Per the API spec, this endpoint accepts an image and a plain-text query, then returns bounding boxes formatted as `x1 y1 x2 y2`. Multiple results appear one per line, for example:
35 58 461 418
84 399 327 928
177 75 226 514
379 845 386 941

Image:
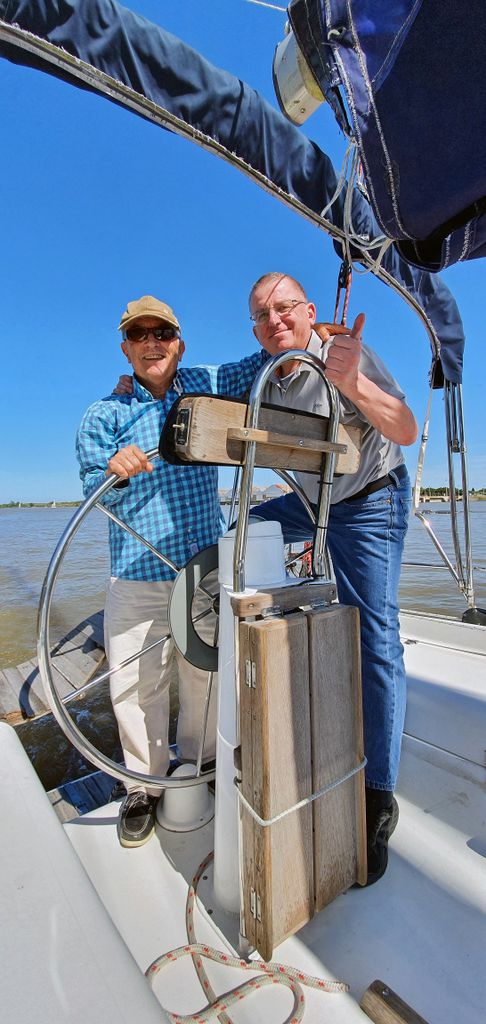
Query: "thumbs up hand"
324 313 365 399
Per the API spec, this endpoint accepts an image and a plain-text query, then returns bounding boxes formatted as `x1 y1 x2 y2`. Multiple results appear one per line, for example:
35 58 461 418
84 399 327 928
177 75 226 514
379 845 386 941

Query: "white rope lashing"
236 756 367 827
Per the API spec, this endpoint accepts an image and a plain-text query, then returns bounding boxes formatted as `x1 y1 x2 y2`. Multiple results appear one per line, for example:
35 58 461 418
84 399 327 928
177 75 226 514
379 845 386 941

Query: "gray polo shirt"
261 330 405 504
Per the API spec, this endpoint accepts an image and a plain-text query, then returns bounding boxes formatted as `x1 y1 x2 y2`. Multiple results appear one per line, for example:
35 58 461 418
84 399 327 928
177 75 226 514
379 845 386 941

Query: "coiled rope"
145 851 348 1023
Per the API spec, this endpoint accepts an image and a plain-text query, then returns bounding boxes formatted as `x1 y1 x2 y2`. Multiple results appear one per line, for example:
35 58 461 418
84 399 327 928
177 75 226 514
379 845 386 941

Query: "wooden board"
230 580 336 617
0 610 106 725
79 609 105 647
239 614 314 960
3 660 50 718
173 396 362 474
50 644 105 689
307 605 367 903
227 425 347 456
361 980 431 1024
238 602 366 960
0 668 23 719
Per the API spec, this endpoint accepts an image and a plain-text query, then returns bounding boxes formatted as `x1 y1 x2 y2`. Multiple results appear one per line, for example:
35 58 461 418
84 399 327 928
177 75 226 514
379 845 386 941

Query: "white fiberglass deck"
61 734 486 1024
1 612 485 1024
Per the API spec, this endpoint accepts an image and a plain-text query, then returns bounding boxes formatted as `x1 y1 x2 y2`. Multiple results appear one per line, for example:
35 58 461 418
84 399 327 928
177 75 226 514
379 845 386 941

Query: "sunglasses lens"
156 327 178 341
125 326 179 342
126 326 146 342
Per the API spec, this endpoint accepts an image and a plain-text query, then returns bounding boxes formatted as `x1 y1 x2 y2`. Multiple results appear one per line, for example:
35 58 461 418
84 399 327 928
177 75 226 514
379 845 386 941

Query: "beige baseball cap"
118 295 180 331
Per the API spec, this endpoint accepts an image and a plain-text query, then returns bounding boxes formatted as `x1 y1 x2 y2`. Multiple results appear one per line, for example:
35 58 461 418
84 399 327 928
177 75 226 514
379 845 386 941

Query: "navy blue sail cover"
0 0 464 382
288 0 486 272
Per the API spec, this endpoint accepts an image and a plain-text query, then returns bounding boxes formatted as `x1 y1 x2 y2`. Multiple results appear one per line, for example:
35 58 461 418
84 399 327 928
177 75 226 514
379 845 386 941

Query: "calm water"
2 503 485 668
1 503 485 788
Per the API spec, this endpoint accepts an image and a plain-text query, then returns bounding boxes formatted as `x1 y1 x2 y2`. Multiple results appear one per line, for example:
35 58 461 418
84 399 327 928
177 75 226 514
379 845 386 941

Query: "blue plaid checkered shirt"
76 352 267 580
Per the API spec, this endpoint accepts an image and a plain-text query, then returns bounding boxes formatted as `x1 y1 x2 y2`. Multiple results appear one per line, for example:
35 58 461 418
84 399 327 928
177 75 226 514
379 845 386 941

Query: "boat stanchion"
213 520 288 913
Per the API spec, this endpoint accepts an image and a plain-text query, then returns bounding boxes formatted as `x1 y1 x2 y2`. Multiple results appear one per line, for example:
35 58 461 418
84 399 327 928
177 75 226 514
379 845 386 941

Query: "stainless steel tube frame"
444 380 475 607
232 351 340 591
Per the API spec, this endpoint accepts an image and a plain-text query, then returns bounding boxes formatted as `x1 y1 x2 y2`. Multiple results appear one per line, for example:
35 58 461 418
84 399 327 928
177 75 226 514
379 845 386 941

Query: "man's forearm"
346 373 418 446
323 328 416 444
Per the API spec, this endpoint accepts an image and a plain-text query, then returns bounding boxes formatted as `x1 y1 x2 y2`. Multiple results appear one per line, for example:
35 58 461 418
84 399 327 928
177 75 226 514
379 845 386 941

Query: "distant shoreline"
0 502 82 509
2 493 486 509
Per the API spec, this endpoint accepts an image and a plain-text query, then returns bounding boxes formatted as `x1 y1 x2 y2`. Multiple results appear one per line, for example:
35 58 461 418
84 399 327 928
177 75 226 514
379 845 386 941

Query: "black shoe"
109 780 126 802
117 791 157 848
363 789 399 886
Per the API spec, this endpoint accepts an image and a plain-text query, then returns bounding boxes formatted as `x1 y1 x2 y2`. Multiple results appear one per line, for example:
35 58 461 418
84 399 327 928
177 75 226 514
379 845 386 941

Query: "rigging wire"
244 0 287 11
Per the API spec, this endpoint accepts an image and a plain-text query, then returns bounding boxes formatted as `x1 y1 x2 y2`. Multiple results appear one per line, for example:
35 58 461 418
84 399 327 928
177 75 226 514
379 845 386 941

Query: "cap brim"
118 313 180 331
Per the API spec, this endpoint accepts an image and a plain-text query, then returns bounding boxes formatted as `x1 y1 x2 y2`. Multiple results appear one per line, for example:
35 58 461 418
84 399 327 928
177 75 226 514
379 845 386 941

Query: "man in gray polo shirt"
251 272 418 886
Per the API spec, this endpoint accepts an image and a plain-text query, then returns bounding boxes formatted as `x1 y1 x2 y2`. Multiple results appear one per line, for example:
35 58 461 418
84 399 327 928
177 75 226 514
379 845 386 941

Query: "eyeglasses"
124 325 181 343
250 299 306 325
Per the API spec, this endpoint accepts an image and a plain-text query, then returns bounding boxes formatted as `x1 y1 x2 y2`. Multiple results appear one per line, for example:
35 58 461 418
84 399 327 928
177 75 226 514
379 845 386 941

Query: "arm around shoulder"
215 349 268 397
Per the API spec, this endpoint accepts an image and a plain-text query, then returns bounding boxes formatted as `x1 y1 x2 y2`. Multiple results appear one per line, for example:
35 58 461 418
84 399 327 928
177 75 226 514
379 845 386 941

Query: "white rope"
145 852 348 1024
342 147 393 272
361 235 394 275
235 756 367 827
315 136 395 280
319 138 355 219
315 141 394 280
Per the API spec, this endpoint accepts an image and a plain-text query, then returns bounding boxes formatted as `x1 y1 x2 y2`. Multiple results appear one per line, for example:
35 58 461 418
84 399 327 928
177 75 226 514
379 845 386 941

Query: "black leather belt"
308 465 407 509
345 472 394 503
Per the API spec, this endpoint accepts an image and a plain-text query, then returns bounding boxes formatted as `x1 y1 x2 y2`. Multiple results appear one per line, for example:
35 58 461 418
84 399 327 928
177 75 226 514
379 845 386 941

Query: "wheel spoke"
95 501 180 573
61 631 171 705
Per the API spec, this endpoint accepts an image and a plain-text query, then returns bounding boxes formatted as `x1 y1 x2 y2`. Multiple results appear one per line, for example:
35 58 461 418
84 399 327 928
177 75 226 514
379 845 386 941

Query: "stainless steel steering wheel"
37 450 217 790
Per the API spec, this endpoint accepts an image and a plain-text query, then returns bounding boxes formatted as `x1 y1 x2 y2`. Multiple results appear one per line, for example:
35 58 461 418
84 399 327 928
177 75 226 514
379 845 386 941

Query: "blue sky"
1 0 484 502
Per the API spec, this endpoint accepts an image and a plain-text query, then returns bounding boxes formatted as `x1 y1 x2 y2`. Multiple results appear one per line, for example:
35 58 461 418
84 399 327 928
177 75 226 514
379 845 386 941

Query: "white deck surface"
2 613 485 1024
402 610 486 764
62 734 486 1024
0 721 168 1024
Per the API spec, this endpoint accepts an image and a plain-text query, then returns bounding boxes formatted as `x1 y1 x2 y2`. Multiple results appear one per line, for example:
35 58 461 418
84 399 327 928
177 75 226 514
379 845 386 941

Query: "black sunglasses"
124 325 180 343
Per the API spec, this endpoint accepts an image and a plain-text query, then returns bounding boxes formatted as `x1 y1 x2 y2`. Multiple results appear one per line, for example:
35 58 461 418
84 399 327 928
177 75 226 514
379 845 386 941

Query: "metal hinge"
250 888 262 921
172 407 191 447
260 604 283 618
245 659 256 688
309 599 329 611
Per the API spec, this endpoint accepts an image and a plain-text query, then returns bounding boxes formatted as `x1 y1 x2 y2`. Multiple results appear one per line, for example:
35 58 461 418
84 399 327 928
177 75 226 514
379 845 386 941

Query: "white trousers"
104 577 218 795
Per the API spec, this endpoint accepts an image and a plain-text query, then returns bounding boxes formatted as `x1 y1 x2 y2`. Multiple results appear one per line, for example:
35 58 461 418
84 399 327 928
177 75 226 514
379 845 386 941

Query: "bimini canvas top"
0 0 466 383
287 0 486 272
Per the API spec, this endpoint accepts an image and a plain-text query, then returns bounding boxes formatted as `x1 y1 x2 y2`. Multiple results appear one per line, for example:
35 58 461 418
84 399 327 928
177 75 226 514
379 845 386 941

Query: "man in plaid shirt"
77 295 265 848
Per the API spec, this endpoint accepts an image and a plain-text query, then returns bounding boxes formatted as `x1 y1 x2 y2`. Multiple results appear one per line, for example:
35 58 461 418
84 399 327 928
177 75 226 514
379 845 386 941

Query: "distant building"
261 483 292 500
218 489 234 504
218 482 291 503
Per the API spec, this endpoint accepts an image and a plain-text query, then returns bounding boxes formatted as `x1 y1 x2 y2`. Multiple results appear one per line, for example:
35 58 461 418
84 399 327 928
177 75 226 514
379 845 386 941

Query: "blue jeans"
255 464 412 791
